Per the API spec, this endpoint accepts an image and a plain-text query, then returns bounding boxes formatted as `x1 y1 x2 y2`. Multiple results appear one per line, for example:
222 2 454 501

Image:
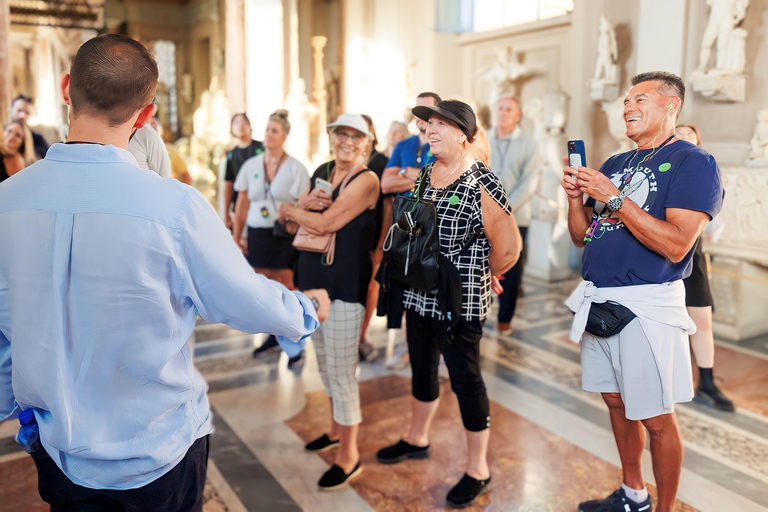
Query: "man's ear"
60 74 71 105
133 104 156 130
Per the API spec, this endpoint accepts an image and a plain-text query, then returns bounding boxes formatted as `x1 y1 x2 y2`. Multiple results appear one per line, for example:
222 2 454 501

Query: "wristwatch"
398 167 407 177
309 296 320 310
606 192 625 212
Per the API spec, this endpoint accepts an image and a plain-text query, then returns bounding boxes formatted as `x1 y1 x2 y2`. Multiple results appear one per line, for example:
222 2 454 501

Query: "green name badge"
449 195 460 206
659 162 671 172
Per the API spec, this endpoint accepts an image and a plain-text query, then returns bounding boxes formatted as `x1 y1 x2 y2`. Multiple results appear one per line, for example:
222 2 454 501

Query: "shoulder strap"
414 163 432 201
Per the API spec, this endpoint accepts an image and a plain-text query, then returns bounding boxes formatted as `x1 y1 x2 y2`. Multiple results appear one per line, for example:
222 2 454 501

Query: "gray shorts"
581 318 693 420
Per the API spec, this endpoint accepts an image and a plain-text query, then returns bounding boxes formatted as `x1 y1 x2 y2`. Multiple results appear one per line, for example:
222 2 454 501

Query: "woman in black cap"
376 100 522 507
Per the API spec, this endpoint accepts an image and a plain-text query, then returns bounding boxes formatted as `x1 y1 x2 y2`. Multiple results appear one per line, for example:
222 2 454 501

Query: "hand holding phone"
314 177 333 196
567 140 586 183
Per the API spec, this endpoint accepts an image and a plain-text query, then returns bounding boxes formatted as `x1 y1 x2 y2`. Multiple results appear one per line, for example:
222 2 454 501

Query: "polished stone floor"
2 276 768 511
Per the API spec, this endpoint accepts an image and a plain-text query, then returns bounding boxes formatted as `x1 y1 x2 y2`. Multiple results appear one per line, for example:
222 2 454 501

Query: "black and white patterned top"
403 161 511 321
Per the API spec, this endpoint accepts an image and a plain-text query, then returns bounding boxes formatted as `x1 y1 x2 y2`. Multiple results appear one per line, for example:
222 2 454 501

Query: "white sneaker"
385 343 410 370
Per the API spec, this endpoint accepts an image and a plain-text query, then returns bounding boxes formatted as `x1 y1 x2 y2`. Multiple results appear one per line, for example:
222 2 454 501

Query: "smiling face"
415 95 438 134
426 113 465 160
623 80 676 147
264 120 287 151
4 122 24 154
331 127 367 165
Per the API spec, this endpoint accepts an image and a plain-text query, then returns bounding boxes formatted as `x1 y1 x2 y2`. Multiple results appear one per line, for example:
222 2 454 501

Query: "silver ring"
319 202 323 207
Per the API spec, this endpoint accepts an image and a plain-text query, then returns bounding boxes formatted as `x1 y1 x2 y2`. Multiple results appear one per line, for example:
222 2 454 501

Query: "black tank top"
296 166 376 306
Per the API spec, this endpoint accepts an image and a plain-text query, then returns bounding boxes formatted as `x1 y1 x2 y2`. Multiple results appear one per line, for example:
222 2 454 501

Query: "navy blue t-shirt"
582 141 724 287
388 135 436 198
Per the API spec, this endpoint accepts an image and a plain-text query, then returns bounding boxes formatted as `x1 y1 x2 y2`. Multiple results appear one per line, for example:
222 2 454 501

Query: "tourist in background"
10 95 48 160
148 116 192 185
384 120 409 158
279 113 380 491
359 114 390 361
233 110 309 365
675 124 734 412
0 121 28 183
488 95 542 335
128 116 172 178
224 113 265 229
376 100 521 508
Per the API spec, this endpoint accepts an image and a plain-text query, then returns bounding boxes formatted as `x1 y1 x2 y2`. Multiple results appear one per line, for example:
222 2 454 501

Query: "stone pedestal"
525 219 573 282
707 165 768 340
710 256 768 340
589 80 618 102
690 71 746 103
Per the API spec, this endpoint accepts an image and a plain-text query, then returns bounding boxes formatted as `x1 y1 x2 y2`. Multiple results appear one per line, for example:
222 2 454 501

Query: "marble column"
310 36 329 160
225 0 247 114
0 1 12 124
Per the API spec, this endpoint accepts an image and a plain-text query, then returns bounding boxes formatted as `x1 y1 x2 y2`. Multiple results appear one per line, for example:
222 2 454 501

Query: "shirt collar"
494 125 522 141
44 143 140 167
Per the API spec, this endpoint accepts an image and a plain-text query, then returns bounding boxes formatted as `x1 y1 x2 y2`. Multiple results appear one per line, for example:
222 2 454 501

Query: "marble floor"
2 276 768 511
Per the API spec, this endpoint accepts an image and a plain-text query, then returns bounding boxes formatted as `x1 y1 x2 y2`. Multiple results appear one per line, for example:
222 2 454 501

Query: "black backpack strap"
414 162 432 201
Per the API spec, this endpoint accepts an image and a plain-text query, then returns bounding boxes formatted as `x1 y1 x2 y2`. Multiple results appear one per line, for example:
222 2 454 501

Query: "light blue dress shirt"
0 144 318 490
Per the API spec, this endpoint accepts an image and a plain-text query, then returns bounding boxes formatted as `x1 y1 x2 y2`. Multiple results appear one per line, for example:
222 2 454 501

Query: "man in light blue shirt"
0 34 329 510
487 96 542 334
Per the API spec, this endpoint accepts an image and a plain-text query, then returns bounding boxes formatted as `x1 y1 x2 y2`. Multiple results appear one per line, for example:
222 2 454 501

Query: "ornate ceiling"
9 0 105 30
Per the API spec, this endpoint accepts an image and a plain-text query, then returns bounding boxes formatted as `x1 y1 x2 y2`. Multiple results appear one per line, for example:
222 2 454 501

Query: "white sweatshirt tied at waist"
565 280 697 409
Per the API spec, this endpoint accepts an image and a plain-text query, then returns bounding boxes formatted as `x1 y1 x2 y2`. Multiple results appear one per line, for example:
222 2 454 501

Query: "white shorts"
581 318 694 420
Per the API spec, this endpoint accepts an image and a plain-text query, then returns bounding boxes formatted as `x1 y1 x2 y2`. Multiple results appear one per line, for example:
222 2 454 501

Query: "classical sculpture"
697 0 750 74
474 46 542 117
589 16 619 101
593 16 618 83
284 78 318 166
691 0 750 102
746 108 768 164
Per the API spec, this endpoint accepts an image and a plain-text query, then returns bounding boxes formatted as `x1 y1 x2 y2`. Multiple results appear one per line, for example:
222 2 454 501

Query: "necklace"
432 156 464 189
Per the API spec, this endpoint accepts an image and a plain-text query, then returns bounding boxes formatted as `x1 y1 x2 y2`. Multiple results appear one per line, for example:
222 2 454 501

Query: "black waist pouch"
585 301 637 338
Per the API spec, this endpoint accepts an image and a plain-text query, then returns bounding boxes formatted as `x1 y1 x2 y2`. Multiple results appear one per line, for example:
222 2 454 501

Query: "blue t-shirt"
582 141 724 288
388 135 436 197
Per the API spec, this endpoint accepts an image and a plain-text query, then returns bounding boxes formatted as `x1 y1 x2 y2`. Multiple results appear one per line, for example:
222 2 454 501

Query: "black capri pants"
405 309 490 432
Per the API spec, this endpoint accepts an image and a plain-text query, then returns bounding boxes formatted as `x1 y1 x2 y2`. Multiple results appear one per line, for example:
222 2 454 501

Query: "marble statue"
474 47 542 116
696 0 750 74
746 108 768 164
284 77 318 168
589 16 619 101
593 16 618 83
691 0 750 102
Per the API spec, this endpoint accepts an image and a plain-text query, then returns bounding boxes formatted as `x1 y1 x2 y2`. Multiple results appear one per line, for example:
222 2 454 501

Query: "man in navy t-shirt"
562 72 723 512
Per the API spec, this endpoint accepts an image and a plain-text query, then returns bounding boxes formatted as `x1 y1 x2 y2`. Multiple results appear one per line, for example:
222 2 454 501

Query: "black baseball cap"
412 100 476 140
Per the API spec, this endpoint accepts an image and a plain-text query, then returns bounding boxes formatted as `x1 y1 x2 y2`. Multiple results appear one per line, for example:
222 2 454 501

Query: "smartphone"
315 177 333 196
567 140 586 182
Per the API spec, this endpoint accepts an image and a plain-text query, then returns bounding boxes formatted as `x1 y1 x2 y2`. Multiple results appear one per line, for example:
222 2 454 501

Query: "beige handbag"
292 166 360 265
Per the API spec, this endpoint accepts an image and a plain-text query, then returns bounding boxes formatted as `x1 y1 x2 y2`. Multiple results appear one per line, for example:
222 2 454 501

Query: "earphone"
668 103 674 111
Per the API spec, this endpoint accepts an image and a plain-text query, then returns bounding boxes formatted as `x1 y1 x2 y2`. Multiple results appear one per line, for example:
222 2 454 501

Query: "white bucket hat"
326 113 373 138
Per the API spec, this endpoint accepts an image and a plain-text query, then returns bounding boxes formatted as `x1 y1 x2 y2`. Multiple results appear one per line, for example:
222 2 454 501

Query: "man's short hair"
12 95 33 106
631 71 685 113
417 92 442 104
69 34 159 127
497 95 520 108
